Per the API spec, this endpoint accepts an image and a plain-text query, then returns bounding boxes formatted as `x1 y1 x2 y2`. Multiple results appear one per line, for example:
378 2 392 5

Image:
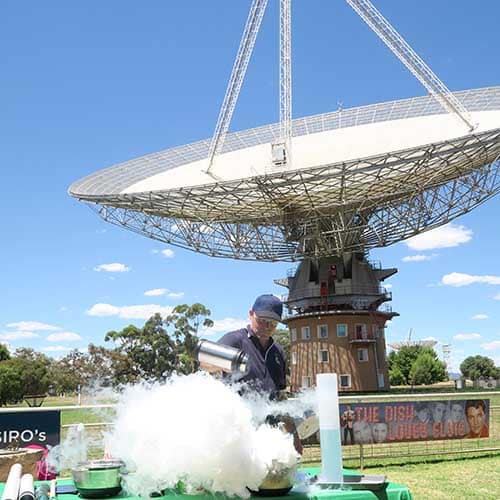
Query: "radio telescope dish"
70 87 500 261
69 0 500 262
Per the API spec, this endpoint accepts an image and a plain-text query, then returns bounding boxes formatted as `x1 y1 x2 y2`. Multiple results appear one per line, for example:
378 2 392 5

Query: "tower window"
317 324 328 339
292 351 297 365
318 349 329 363
355 324 367 339
357 348 369 362
337 324 347 337
339 374 351 388
301 326 311 340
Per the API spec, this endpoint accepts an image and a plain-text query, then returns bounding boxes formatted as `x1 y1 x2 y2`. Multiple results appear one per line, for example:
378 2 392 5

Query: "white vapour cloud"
161 249 175 258
441 272 500 287
46 332 83 342
401 254 434 262
481 340 500 351
7 321 61 331
453 333 481 341
405 223 472 250
144 288 167 297
87 303 173 319
94 263 130 273
105 373 299 499
200 318 248 337
472 314 489 320
0 331 39 340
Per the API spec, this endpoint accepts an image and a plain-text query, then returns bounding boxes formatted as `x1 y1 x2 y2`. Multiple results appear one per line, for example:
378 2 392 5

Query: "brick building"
276 252 398 392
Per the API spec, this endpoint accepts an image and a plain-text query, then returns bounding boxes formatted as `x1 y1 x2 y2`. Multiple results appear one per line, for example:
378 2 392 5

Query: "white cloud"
453 333 481 341
481 340 500 351
0 331 39 340
168 292 185 299
422 336 439 342
144 288 167 297
46 332 83 342
43 345 72 352
161 249 175 258
200 318 248 337
441 272 500 287
402 254 434 262
471 314 489 320
94 263 130 273
494 293 500 301
86 303 173 320
7 321 61 332
405 223 472 250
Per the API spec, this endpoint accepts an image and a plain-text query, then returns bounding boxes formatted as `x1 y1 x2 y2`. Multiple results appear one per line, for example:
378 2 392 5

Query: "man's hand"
199 361 224 374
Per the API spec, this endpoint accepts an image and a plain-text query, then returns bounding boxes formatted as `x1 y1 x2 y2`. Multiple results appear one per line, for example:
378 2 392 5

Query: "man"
218 294 303 454
430 401 447 423
353 421 372 444
372 422 388 443
465 400 489 438
341 405 355 445
218 294 286 398
448 402 464 423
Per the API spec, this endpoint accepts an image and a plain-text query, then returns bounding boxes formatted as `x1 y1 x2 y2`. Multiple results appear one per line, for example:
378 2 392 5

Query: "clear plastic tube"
316 373 343 486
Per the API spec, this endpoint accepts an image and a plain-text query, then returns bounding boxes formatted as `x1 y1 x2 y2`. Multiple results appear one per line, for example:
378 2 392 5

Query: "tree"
0 354 51 404
165 303 213 374
409 351 447 386
460 355 499 380
51 349 91 394
105 304 213 382
0 344 10 361
272 329 291 376
388 345 446 386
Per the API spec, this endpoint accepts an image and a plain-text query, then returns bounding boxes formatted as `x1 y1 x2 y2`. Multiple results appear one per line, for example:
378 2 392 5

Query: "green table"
1 468 412 500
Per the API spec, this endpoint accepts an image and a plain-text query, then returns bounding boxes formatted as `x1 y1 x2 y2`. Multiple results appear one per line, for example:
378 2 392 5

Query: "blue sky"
1 1 499 372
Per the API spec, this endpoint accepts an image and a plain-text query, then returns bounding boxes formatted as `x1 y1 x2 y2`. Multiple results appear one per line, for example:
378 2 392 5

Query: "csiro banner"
0 411 60 449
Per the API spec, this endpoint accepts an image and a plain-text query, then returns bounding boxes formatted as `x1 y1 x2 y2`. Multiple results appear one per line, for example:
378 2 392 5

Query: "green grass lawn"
367 455 500 500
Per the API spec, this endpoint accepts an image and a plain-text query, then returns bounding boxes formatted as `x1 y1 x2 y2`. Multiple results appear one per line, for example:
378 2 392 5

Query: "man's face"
466 406 485 435
432 403 446 422
372 423 388 443
249 310 278 338
416 407 430 423
353 422 372 444
450 404 463 422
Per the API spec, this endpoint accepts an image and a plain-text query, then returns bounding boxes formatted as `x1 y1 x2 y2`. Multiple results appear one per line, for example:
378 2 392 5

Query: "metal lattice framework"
70 88 500 261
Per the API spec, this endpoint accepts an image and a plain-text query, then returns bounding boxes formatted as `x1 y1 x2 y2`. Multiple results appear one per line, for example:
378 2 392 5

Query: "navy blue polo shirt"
218 326 286 396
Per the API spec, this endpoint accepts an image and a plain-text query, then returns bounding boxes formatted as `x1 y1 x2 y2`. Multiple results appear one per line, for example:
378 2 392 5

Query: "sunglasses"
254 316 278 327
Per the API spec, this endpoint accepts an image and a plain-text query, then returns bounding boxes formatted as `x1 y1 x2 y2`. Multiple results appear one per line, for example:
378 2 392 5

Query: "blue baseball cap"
252 294 283 322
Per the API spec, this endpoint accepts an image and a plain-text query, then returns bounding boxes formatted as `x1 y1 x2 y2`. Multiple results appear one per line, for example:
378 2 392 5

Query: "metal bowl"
250 465 297 497
72 460 125 498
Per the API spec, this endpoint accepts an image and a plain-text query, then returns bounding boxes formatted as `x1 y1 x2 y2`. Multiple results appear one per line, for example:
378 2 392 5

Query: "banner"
0 410 61 449
298 399 490 445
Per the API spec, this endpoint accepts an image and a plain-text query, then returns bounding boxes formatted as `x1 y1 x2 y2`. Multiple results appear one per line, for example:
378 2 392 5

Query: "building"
276 252 398 392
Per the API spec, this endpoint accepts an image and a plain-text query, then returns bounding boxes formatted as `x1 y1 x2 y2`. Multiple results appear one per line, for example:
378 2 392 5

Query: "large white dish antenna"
70 87 500 261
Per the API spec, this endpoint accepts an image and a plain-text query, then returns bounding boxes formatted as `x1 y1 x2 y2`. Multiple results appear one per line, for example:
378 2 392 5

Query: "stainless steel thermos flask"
196 339 249 375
